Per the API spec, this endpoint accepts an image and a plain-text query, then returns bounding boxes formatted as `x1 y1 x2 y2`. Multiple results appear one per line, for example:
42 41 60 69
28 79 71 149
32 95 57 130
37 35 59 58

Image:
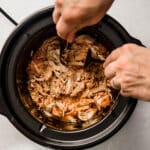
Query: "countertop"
0 0 150 150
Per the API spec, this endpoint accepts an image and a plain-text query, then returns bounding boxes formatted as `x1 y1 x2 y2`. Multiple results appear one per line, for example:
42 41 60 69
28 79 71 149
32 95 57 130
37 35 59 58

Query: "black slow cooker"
0 7 142 150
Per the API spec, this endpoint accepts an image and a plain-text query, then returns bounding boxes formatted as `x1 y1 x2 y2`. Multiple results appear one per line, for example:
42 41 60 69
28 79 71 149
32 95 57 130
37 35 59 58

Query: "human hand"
53 0 113 42
103 44 150 101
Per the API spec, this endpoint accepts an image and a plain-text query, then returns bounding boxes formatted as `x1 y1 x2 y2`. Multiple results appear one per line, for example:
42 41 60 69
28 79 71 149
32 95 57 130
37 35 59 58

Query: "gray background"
0 0 150 150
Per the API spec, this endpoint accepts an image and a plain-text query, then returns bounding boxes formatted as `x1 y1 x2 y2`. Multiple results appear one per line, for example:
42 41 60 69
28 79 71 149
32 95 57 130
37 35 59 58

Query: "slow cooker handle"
0 93 10 117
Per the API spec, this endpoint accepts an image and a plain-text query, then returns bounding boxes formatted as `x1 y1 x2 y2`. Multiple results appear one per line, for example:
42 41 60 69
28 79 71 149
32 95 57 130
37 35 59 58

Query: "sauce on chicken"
27 35 115 130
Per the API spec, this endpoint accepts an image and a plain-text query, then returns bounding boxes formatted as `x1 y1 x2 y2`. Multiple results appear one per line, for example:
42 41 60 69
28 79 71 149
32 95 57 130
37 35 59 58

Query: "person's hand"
53 0 113 42
103 44 150 101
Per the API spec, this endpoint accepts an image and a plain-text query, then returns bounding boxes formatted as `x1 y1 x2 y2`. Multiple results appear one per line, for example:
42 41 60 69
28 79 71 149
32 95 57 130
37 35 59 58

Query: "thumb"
56 17 81 42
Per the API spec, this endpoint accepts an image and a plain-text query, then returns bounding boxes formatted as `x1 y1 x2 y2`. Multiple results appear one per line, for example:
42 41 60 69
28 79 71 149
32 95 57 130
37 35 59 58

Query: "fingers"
104 61 117 79
104 58 121 90
53 7 80 42
56 17 77 42
111 76 121 90
104 44 150 100
56 17 69 40
53 8 61 24
53 0 73 41
53 0 63 23
104 49 121 90
103 48 121 68
56 16 84 42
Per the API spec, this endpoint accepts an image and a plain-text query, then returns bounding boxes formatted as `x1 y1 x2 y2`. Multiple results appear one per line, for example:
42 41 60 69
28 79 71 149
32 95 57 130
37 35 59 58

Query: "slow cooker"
0 7 142 149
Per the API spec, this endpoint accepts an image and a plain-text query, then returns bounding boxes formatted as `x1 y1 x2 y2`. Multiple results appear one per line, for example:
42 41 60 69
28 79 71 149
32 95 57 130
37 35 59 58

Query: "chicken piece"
62 115 77 123
52 105 63 118
70 82 85 97
65 78 73 95
43 110 53 117
63 124 78 131
96 95 111 109
78 108 97 121
90 45 106 61
86 85 106 98
100 95 111 108
33 67 53 81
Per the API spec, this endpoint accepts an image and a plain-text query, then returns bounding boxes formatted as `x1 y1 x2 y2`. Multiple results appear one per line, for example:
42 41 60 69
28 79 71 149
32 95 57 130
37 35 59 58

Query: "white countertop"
0 0 150 150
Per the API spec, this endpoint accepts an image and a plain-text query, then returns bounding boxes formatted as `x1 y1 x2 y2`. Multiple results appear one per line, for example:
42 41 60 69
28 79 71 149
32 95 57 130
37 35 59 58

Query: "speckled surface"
0 0 150 150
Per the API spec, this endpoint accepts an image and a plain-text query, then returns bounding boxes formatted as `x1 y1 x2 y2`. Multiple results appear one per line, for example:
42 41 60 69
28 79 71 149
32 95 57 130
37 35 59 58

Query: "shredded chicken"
27 35 115 131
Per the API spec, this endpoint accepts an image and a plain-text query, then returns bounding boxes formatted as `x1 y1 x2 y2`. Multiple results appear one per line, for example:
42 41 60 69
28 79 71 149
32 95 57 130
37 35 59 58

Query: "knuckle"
62 12 79 23
122 43 137 52
120 76 131 85
115 61 126 70
110 48 121 58
121 79 128 85
111 48 119 55
62 14 72 23
120 89 129 97
55 0 63 6
120 83 134 98
52 9 60 24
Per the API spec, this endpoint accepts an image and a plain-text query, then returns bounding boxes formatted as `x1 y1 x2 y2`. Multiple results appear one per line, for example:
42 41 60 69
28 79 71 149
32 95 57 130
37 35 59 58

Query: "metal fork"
84 48 105 67
59 39 69 65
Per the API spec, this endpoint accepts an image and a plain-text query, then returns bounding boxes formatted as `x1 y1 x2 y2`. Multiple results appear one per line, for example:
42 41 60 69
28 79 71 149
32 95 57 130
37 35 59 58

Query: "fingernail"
67 33 75 43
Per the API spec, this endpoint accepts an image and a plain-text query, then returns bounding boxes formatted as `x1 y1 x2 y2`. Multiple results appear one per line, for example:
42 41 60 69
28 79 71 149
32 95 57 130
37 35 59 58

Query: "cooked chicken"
27 35 115 131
